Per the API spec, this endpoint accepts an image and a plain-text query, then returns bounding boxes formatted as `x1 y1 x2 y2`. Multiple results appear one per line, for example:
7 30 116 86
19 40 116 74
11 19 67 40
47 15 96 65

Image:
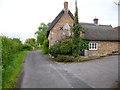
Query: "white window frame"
89 42 98 50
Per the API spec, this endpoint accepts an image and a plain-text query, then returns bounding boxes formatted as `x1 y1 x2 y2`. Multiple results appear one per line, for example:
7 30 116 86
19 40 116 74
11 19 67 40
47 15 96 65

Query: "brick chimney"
93 18 99 24
64 1 68 9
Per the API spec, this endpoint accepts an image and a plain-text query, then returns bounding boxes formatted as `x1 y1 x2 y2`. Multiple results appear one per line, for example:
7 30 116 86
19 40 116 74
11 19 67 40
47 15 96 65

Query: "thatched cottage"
47 2 119 56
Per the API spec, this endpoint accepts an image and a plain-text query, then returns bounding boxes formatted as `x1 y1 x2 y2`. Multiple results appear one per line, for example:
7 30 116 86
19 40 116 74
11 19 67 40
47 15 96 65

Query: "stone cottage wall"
48 12 74 47
88 41 119 56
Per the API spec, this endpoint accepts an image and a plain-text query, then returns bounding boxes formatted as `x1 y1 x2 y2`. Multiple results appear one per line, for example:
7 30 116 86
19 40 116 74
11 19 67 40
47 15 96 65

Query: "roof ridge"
80 22 112 27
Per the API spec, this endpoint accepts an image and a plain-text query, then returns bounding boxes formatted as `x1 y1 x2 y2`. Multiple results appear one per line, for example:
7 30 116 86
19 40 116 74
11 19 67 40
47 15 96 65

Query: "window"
89 42 98 50
55 40 60 43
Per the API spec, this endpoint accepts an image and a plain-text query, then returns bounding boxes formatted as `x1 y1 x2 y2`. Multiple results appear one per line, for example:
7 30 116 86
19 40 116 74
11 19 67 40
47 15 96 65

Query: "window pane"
89 43 91 49
95 44 96 49
92 43 94 49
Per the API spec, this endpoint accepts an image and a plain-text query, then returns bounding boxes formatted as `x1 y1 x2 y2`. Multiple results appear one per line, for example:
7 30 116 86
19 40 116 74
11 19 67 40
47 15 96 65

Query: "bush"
2 50 29 88
59 39 73 55
49 43 61 57
49 39 73 57
1 36 22 68
49 38 89 59
21 44 33 51
56 55 74 62
42 39 49 54
1 36 32 88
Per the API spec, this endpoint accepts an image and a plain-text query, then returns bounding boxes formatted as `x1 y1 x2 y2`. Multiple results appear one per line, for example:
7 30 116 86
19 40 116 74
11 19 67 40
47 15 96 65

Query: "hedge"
49 39 73 57
1 36 22 68
56 55 74 62
42 39 49 54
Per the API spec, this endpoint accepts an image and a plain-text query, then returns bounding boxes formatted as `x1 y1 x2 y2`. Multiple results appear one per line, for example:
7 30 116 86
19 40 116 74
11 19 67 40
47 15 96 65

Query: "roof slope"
81 23 119 41
46 9 119 41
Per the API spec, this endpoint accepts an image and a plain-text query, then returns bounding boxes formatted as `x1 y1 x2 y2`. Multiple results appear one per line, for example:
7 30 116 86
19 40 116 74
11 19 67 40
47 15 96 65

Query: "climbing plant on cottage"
72 3 83 57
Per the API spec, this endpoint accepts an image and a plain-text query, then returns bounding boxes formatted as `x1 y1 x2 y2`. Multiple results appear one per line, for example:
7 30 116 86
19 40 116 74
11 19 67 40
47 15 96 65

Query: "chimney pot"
64 1 68 9
93 18 98 24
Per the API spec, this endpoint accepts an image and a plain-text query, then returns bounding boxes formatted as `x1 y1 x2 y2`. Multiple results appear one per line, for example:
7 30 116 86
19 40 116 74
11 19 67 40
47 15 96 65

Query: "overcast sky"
0 0 118 42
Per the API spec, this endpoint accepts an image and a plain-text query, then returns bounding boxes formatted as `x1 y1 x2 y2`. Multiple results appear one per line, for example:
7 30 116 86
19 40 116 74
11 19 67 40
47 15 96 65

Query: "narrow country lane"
20 50 91 88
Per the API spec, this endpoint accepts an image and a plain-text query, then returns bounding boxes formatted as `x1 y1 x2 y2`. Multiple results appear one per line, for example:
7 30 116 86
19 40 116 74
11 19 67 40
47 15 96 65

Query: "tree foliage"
21 44 33 51
35 23 50 45
42 39 49 54
1 36 22 68
12 38 22 44
25 38 36 48
49 39 73 57
72 4 83 57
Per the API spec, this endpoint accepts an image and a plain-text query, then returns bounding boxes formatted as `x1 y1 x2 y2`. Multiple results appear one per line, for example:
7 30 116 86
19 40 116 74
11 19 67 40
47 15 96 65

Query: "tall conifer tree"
72 0 83 56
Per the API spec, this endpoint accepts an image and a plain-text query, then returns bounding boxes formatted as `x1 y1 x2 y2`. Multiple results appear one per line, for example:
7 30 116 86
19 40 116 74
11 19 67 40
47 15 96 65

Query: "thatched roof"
80 23 119 41
47 9 119 41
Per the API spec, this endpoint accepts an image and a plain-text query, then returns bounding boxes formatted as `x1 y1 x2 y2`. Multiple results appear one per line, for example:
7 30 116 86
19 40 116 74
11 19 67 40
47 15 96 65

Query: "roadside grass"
0 66 2 90
2 50 29 88
49 56 105 64
36 45 43 50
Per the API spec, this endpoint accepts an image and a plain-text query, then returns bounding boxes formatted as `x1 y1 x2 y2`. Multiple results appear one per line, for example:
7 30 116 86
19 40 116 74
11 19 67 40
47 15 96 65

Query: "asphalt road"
60 55 118 88
19 50 118 88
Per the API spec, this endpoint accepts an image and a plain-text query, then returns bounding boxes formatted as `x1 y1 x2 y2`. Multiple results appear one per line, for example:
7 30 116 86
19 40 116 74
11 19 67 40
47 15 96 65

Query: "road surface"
19 50 118 88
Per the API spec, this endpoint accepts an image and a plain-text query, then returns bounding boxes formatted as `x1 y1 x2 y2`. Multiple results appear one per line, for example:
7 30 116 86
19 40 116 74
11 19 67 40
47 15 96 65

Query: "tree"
35 23 50 45
25 38 36 47
12 38 22 44
72 0 83 57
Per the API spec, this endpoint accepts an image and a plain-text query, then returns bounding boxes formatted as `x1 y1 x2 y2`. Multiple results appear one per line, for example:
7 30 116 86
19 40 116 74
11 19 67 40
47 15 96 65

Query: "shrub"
56 55 74 62
59 39 73 55
1 36 22 68
1 36 32 88
49 43 61 57
49 38 89 58
25 38 37 50
2 50 29 88
49 39 73 57
80 39 89 50
42 39 49 54
21 44 33 51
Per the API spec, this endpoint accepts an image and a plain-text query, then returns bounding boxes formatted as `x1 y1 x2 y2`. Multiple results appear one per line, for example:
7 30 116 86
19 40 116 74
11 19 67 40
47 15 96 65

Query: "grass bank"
50 56 104 64
2 50 29 88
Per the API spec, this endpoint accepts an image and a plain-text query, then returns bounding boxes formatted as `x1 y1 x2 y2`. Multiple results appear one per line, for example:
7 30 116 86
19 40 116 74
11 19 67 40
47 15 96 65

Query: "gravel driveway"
19 50 118 88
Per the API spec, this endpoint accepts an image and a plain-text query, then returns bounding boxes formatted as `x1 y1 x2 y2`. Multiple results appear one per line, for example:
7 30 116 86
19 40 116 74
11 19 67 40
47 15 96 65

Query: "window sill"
89 49 98 51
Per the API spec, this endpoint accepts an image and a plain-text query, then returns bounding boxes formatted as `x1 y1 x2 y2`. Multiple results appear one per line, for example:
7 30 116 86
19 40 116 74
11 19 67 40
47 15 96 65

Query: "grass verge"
50 56 104 64
2 50 29 88
0 66 2 90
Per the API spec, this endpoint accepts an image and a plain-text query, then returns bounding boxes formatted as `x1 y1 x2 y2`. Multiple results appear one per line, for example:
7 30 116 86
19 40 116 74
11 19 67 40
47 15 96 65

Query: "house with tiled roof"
47 1 119 56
